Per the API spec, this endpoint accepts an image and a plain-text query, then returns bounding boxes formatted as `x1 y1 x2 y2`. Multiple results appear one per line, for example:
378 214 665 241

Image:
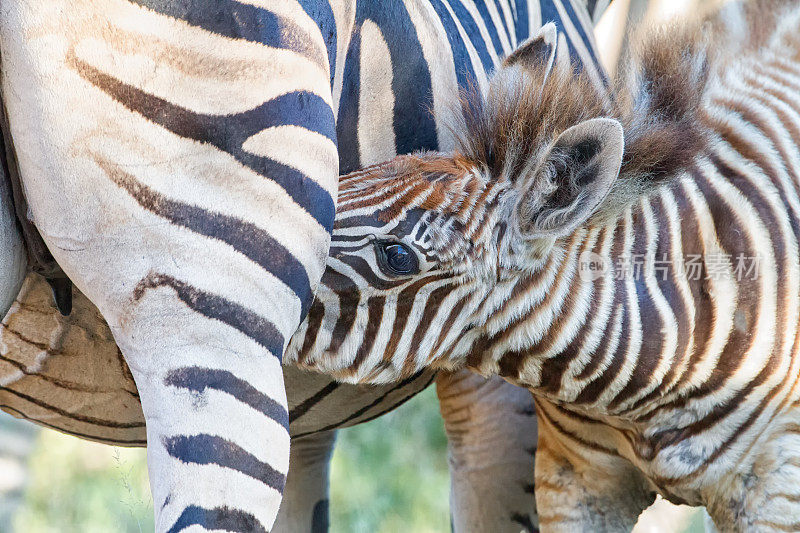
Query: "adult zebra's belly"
0 274 435 445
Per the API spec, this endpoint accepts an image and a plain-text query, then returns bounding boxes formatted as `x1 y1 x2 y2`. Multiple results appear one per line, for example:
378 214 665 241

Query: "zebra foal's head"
285 22 710 383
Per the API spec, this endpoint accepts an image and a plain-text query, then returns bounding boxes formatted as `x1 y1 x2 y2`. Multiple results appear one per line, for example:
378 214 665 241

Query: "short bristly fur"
454 17 712 226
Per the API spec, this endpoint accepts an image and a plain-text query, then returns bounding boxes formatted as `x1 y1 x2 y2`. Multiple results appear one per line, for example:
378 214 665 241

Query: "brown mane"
452 14 717 224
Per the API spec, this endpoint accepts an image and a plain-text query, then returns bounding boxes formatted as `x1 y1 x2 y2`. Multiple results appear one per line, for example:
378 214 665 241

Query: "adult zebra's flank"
287 1 800 531
0 1 608 531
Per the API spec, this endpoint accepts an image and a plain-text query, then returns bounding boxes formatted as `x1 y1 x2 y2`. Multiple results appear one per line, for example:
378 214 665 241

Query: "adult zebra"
0 1 608 531
286 1 800 530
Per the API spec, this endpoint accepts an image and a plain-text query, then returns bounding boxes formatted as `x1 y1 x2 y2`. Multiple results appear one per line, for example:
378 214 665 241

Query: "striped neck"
462 182 707 420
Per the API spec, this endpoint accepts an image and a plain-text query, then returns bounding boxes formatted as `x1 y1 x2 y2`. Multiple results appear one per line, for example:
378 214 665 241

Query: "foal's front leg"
705 420 800 532
534 399 653 532
437 371 539 532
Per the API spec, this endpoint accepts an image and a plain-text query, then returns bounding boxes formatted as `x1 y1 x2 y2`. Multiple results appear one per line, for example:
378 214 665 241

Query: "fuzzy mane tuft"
452 14 716 224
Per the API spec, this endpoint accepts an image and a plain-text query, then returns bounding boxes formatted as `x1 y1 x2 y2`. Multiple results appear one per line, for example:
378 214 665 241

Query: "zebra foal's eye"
375 241 419 276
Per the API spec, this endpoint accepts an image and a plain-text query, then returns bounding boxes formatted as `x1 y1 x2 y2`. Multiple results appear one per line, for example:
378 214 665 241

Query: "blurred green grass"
11 428 153 533
329 387 450 533
9 386 450 533
6 385 706 532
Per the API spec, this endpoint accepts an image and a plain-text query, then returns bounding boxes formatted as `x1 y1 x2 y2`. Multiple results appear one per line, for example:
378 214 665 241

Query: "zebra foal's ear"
517 118 624 239
502 22 557 77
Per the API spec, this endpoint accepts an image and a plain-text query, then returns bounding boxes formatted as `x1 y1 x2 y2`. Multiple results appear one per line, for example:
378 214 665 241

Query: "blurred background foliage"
4 387 452 533
11 428 153 533
328 387 450 533
2 384 706 532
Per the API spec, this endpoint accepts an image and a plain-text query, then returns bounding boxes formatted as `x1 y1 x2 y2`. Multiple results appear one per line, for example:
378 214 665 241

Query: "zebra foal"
286 1 800 530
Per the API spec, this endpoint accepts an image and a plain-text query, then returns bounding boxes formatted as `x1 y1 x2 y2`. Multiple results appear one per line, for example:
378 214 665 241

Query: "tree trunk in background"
0 414 38 531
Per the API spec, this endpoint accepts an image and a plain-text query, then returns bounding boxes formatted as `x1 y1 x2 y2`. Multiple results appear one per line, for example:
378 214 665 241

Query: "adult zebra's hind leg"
273 430 336 533
436 371 539 533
